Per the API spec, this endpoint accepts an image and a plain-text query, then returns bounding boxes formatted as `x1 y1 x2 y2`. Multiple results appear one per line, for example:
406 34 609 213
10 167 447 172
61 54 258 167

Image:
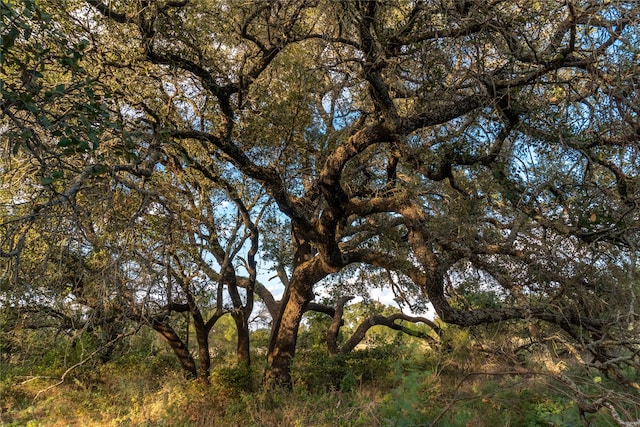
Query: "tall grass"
0 327 628 426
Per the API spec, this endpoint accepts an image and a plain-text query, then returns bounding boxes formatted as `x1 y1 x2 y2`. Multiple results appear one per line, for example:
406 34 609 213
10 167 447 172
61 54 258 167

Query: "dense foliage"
2 0 640 424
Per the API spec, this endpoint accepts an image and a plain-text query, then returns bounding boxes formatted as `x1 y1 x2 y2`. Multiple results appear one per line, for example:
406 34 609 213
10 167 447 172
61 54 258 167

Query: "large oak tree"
2 0 639 396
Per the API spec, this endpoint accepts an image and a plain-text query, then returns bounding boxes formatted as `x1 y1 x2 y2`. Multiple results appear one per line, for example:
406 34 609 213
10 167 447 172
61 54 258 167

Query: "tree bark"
267 225 329 387
266 276 314 388
193 321 211 380
326 296 354 355
151 320 197 378
340 313 441 353
232 312 251 366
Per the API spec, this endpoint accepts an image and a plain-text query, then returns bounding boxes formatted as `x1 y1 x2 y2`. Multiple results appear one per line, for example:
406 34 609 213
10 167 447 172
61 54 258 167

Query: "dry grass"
0 336 632 427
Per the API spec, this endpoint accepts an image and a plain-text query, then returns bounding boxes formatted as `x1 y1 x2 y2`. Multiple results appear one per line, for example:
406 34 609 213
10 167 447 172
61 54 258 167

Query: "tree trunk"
326 296 354 355
267 226 330 388
232 312 251 366
267 277 314 388
194 322 211 380
151 320 197 378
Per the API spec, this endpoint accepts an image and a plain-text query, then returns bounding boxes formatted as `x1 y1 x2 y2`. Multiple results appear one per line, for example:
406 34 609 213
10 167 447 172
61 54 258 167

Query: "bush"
294 344 402 392
211 364 256 393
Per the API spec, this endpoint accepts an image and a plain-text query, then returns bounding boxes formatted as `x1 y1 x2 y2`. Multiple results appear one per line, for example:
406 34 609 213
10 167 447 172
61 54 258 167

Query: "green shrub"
294 350 350 391
294 344 402 392
212 364 256 393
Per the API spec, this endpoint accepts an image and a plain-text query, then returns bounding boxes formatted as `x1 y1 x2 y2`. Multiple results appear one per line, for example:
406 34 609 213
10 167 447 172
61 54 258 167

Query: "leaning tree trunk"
227 270 254 367
151 320 198 378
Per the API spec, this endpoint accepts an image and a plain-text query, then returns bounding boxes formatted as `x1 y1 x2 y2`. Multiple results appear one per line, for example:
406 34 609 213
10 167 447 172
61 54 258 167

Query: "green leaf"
58 137 72 147
77 141 90 152
26 102 39 114
1 27 19 50
38 114 51 127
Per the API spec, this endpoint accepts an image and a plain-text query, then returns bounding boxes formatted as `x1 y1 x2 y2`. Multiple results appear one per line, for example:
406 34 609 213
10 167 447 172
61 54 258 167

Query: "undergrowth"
0 328 629 426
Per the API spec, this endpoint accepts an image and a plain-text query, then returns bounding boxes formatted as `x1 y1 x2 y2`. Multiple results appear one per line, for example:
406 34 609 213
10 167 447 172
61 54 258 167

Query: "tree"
2 1 640 406
1 0 143 366
142 164 264 379
1 0 264 380
322 298 440 355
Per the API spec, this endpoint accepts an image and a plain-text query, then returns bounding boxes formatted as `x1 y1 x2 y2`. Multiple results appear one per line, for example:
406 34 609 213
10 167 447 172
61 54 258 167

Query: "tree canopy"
2 0 640 405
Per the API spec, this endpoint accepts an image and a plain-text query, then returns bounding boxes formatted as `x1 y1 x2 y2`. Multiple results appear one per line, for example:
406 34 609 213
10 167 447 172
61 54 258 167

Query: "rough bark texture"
267 225 334 386
193 322 211 380
267 284 312 387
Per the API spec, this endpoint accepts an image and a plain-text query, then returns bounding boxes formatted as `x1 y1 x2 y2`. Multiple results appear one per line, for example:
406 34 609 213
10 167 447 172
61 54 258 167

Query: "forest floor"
0 343 622 427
